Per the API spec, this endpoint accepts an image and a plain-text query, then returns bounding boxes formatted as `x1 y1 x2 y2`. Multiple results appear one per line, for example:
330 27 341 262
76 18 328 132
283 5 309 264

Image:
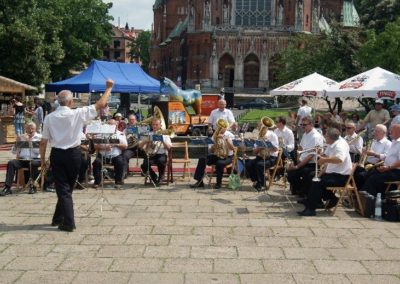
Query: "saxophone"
359 139 372 168
213 119 229 159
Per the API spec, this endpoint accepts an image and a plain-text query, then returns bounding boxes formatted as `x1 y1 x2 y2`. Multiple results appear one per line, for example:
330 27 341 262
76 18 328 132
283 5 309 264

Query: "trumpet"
297 145 326 155
346 129 366 144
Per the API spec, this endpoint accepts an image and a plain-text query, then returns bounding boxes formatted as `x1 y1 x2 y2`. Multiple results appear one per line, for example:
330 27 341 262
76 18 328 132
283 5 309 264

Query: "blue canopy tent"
46 60 161 93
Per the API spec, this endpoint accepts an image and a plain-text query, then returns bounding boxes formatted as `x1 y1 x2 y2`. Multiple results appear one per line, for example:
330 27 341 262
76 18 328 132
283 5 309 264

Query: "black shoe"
28 187 37 194
58 224 75 232
252 182 262 192
44 187 56 193
298 209 316 217
325 197 339 209
214 184 221 189
190 181 204 188
0 187 12 196
51 220 63 226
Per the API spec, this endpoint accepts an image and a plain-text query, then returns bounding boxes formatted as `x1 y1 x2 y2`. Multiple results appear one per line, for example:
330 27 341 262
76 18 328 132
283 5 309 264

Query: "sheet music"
86 124 116 134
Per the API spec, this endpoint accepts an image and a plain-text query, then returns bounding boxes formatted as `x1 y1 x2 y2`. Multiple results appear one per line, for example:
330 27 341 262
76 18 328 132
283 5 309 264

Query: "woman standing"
11 96 25 135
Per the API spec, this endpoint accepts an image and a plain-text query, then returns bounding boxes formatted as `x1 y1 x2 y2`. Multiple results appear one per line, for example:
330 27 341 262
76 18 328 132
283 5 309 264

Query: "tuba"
212 118 229 159
142 106 174 157
258 116 275 159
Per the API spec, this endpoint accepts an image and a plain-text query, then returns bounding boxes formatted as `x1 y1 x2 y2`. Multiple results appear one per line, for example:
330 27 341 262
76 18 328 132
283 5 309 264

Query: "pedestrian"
39 79 114 232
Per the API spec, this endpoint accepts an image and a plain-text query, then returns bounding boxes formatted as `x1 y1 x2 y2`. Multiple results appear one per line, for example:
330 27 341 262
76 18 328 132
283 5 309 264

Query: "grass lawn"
239 108 297 124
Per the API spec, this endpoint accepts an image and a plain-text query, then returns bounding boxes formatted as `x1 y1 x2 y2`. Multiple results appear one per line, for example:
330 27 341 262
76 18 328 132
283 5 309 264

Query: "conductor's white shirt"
42 105 97 149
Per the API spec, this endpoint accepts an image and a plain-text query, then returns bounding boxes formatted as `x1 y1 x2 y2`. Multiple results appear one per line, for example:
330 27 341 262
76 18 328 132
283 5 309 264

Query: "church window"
235 0 272 26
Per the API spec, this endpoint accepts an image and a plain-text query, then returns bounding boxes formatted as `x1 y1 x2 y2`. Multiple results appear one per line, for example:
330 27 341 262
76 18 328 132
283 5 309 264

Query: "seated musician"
139 118 172 185
245 117 279 191
344 122 363 162
287 116 324 196
191 119 234 189
298 128 352 216
1 122 42 196
360 124 400 197
274 116 295 161
354 124 392 190
92 119 127 188
122 114 142 178
114 113 126 132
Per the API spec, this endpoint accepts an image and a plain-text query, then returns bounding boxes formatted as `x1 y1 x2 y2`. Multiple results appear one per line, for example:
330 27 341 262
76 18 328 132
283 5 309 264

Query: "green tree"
354 0 400 32
0 0 64 87
50 0 114 80
129 30 151 72
357 18 400 73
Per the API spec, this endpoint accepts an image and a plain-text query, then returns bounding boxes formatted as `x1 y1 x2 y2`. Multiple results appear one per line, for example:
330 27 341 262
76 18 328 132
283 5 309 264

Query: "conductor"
40 79 114 232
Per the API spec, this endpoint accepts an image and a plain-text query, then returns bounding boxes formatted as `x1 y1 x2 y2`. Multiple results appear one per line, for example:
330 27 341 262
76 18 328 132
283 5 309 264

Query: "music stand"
15 140 40 192
86 123 118 213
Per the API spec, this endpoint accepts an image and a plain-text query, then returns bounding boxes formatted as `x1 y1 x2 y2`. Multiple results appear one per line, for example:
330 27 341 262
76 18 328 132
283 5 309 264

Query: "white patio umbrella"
270 72 339 97
328 67 400 99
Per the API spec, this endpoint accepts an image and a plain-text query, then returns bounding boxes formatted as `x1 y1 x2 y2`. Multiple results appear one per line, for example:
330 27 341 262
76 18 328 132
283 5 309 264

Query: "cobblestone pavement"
1 172 400 284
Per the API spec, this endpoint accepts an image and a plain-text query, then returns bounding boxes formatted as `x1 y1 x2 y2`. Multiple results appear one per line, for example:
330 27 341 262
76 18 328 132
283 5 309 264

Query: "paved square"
1 173 400 284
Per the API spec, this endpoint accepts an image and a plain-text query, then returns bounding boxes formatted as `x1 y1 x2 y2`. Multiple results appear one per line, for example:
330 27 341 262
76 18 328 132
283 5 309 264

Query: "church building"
149 0 359 93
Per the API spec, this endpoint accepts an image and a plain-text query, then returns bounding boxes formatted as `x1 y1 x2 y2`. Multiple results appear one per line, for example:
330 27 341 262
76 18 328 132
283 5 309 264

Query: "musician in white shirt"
295 99 312 141
274 116 295 160
1 122 42 196
287 116 324 196
208 99 236 131
191 121 234 189
245 126 279 191
92 119 128 188
344 122 363 162
39 79 113 232
354 124 392 190
298 128 352 216
139 118 172 185
361 124 400 197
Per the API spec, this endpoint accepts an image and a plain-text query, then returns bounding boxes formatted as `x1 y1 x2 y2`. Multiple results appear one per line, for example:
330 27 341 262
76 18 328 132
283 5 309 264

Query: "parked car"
235 98 272 110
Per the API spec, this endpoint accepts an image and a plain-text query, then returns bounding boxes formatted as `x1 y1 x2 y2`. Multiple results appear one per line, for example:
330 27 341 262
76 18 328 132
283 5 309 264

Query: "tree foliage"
0 0 113 87
354 0 400 32
128 30 151 72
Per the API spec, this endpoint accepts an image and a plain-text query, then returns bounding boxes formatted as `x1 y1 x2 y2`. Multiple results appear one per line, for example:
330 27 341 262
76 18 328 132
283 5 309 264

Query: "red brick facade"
150 0 347 93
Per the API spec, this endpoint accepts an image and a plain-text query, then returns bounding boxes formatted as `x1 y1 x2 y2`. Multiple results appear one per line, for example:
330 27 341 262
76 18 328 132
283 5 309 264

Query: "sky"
108 0 154 30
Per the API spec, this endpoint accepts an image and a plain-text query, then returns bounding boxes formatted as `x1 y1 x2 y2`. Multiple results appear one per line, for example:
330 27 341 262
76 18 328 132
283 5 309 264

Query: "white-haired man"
40 79 114 232
208 99 237 132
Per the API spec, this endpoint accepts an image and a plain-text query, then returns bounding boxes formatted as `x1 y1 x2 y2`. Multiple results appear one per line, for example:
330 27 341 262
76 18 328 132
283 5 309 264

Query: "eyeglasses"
301 123 310 126
345 127 354 129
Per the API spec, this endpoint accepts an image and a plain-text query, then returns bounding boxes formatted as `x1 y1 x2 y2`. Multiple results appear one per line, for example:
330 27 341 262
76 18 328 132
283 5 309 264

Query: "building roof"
0 76 37 93
159 17 188 46
342 0 360 27
318 15 332 34
153 0 163 9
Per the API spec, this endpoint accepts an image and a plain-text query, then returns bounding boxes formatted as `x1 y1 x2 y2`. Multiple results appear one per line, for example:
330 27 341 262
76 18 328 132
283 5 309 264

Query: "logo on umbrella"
377 91 396 99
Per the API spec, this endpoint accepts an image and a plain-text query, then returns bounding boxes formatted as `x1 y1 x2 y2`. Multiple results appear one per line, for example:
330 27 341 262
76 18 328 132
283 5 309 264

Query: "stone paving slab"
1 173 400 283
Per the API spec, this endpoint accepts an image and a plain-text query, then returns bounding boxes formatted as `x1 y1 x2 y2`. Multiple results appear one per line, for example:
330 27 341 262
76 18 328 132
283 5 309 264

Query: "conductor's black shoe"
0 187 12 196
297 209 316 217
28 187 37 194
325 197 339 209
190 181 204 188
58 224 75 232
51 220 63 226
214 184 221 189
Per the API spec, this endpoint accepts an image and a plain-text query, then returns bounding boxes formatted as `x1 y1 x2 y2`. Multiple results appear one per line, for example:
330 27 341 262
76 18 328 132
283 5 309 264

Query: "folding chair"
265 148 283 190
325 163 363 216
385 181 400 193
207 147 237 187
145 149 173 186
170 142 191 181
